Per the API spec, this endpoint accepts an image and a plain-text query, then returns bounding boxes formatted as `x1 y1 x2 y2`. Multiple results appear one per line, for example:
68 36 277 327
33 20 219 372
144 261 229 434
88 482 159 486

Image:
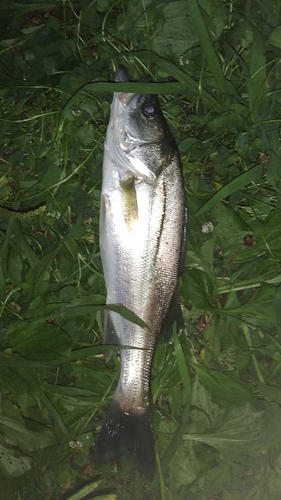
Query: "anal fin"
103 310 120 346
160 289 184 341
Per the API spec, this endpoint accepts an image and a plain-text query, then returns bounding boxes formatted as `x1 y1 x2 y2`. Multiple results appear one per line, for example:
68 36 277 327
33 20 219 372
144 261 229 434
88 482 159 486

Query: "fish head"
105 66 177 181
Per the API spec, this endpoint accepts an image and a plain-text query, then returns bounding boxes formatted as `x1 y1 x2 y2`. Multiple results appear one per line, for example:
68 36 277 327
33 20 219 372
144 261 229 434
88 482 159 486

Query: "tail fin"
94 400 156 479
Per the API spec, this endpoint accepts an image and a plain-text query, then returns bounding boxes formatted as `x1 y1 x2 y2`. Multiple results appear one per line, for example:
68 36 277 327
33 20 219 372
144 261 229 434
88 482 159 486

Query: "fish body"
95 67 187 478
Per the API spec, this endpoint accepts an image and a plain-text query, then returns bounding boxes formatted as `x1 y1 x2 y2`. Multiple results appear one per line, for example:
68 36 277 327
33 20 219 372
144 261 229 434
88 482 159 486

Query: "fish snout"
115 65 128 82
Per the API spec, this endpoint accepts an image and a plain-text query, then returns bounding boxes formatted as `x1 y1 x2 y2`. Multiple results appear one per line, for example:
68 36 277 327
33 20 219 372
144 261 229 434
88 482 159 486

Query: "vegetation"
0 0 281 498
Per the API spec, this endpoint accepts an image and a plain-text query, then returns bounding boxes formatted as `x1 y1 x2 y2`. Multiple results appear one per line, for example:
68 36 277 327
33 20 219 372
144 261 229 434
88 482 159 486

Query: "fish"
95 65 187 479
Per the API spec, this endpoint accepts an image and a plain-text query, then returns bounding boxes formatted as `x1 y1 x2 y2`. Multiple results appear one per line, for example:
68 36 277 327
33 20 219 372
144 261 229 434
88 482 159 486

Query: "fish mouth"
115 66 135 107
115 66 151 107
115 65 129 83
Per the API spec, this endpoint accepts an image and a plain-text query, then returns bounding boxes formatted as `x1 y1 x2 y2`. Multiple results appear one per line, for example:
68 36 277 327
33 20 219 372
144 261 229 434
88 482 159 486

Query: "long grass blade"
196 164 263 215
128 50 220 109
187 0 228 95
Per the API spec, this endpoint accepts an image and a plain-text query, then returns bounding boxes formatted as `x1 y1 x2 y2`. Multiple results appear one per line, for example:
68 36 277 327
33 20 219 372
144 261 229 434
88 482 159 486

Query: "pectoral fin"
120 176 138 231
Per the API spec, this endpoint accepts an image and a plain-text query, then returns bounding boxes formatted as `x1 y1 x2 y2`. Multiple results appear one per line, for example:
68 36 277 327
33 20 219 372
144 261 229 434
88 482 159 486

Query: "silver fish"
95 66 187 478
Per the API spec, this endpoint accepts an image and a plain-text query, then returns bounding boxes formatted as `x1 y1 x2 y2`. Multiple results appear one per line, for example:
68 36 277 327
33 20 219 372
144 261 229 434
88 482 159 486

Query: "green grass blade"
129 49 220 109
40 392 69 437
196 164 263 215
188 0 228 95
245 25 268 118
161 401 190 470
158 330 192 469
63 478 106 500
61 51 220 117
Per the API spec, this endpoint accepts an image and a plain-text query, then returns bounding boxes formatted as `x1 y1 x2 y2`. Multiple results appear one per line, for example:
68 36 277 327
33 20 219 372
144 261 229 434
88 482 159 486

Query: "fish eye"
142 102 156 119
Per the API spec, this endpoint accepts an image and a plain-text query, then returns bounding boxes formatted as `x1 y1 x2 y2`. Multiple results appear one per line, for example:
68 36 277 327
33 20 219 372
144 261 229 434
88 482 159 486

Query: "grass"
0 0 281 498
